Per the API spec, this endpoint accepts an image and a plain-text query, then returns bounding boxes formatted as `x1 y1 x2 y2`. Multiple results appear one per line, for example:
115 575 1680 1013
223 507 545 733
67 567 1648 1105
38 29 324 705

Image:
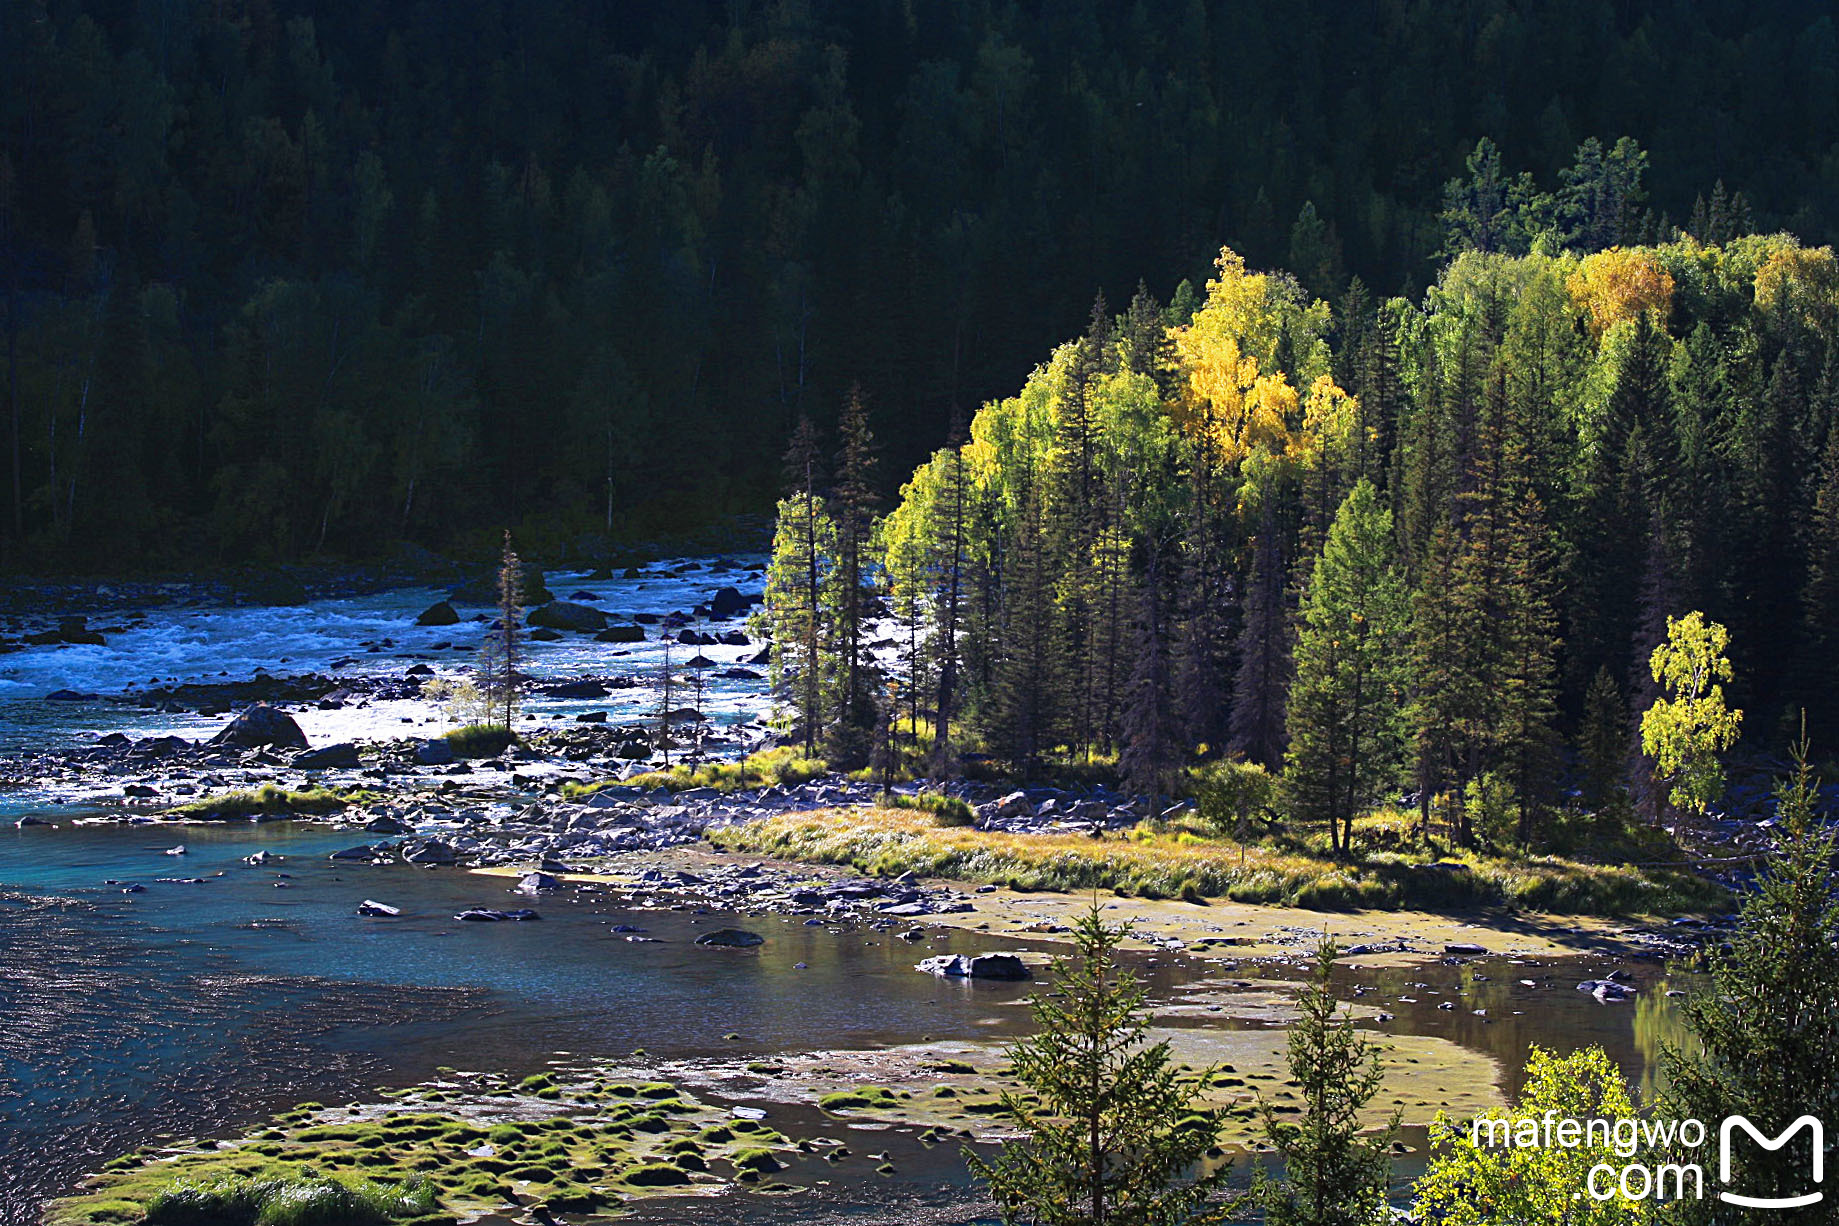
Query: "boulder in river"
15 816 55 828
518 871 561 893
401 838 457 865
44 689 99 701
357 900 401 917
545 679 608 698
295 742 361 769
415 600 461 627
58 616 106 645
209 704 309 750
709 586 750 619
916 952 1031 980
695 928 765 948
596 625 645 643
527 600 607 632
414 739 456 766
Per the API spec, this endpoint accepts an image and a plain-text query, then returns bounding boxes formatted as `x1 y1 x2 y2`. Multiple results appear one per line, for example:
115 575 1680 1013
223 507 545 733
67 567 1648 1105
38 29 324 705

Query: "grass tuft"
569 747 824 796
165 785 369 821
708 807 1725 916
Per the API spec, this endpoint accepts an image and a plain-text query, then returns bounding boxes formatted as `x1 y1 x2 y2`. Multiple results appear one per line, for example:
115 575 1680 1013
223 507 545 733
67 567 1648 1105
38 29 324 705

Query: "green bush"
442 725 515 758
882 790 976 827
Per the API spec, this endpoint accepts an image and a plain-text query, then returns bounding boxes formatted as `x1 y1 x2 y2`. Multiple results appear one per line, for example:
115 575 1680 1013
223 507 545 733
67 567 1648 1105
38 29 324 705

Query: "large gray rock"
415 600 460 626
401 838 458 865
596 625 645 642
992 791 1033 819
210 705 309 750
415 739 456 766
916 952 1031 980
295 742 361 769
527 601 607 632
518 871 561 893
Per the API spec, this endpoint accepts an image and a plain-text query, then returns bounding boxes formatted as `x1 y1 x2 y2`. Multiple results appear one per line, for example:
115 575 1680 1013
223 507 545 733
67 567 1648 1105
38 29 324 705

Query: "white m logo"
1719 1115 1825 1209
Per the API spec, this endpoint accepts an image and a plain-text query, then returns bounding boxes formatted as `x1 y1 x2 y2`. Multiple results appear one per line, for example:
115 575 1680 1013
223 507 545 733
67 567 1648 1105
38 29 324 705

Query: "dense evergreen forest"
4 0 1838 571
769 231 1839 842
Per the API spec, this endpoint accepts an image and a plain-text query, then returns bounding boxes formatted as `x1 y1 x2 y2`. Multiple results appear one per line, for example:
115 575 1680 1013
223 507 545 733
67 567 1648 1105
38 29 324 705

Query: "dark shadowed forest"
3 0 1837 572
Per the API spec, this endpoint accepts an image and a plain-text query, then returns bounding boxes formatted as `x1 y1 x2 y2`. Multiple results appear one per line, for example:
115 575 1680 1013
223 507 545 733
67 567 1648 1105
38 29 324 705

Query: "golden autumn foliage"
1754 244 1839 336
1566 247 1674 337
1173 248 1355 505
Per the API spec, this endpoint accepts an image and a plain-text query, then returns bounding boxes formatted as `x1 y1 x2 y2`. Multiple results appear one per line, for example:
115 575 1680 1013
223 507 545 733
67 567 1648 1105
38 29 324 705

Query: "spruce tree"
489 530 524 730
969 903 1239 1226
767 415 835 758
1283 481 1410 855
1257 937 1397 1226
1120 543 1180 809
930 416 972 773
1577 667 1628 820
831 385 881 764
1228 514 1292 769
1660 739 1839 1226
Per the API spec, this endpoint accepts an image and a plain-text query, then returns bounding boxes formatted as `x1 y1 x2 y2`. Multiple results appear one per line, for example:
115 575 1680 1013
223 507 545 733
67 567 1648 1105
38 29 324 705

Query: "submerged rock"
916 952 1031 980
695 928 765 948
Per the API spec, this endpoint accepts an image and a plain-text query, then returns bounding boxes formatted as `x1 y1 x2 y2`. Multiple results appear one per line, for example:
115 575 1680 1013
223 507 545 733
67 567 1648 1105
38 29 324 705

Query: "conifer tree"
1257 937 1396 1226
1284 481 1410 854
1577 667 1627 819
969 903 1239 1226
930 417 972 772
768 415 835 758
1120 543 1180 808
831 385 881 764
1228 516 1291 768
1660 739 1839 1226
995 463 1057 776
488 529 524 729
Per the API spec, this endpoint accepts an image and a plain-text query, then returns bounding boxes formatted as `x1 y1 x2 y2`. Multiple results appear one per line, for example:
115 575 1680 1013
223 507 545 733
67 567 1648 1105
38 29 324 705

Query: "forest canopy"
770 232 1839 842
3 0 1837 568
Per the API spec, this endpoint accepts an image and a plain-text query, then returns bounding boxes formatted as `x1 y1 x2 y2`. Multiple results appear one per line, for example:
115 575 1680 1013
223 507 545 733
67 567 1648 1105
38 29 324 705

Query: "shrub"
442 725 515 758
882 790 976 827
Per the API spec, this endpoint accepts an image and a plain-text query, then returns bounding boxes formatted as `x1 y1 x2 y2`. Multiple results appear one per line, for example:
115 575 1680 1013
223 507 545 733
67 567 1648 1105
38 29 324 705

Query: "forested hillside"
770 233 1839 839
4 0 1837 568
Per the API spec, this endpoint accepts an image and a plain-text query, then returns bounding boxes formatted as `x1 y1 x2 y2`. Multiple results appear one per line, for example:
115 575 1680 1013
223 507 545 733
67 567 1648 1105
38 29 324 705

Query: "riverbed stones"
209 704 309 750
518 871 561 893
